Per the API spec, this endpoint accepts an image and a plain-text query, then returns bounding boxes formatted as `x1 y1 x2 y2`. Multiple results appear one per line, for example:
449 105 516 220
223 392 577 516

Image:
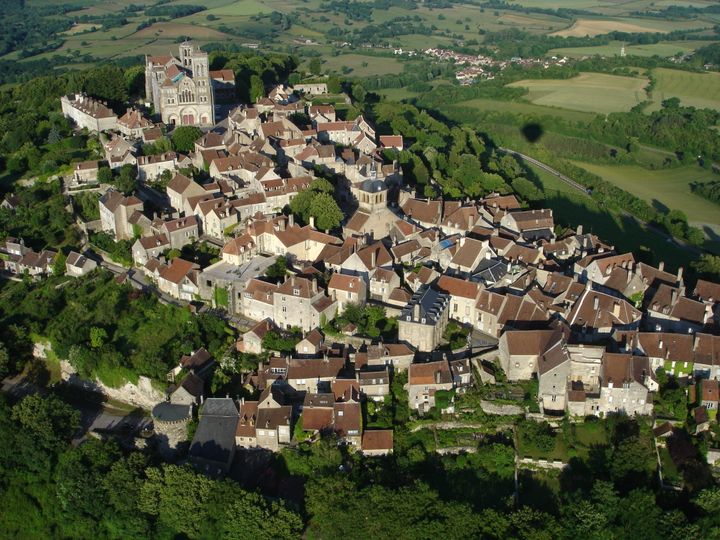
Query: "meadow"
453 97 599 123
548 40 718 59
507 72 649 114
527 164 697 269
569 161 720 234
648 68 720 111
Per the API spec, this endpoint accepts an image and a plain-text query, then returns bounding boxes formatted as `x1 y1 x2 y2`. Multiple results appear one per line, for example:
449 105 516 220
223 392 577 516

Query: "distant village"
2 41 720 479
409 47 569 84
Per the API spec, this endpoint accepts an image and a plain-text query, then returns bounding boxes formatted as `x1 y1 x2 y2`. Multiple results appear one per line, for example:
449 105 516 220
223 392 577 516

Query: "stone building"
398 286 450 352
145 42 215 127
60 93 117 132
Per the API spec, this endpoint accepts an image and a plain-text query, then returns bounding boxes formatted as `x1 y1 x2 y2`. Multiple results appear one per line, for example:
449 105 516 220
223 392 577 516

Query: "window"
293 288 300 296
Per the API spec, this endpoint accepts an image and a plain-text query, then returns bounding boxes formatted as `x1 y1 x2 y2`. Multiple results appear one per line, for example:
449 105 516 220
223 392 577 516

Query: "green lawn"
570 160 720 234
454 97 599 124
507 72 649 114
649 67 720 112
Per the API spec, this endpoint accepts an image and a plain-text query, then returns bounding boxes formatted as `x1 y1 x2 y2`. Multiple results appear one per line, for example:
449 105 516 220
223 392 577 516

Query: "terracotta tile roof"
408 360 452 385
257 406 292 430
139 233 169 250
401 198 442 225
568 289 640 329
209 69 235 82
702 379 719 403
695 279 720 303
333 401 361 437
506 209 554 230
362 429 393 451
332 379 360 402
379 135 403 148
481 194 520 210
503 329 561 356
328 273 363 293
391 239 421 260
695 334 720 366
244 278 278 304
601 353 651 388
236 400 259 437
476 289 505 315
118 108 151 130
287 357 345 380
436 275 480 300
159 258 197 285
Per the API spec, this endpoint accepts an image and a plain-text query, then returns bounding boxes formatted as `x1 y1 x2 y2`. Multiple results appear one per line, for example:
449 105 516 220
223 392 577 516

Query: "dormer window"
293 288 300 296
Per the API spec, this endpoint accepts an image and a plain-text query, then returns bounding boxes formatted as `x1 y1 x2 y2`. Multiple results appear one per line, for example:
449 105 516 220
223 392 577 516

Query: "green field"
549 40 717 59
649 68 720 111
570 161 720 233
454 97 599 123
507 72 649 114
527 163 698 269
321 54 406 78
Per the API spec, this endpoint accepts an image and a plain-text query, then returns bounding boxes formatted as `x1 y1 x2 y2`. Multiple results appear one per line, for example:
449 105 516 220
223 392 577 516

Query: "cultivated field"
321 54 406 78
571 161 720 234
453 98 599 123
549 40 718 59
507 72 648 114
552 19 669 38
649 68 720 111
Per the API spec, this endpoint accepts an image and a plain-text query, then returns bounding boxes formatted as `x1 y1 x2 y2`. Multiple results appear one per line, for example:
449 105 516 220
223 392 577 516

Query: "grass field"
321 54 406 77
649 67 720 111
549 40 717 59
507 72 649 114
570 160 720 234
454 97 600 123
527 163 697 269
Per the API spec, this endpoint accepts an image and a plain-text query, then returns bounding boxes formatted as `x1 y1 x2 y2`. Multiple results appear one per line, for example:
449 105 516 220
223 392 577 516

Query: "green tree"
11 394 80 451
250 75 265 102
309 58 322 76
309 192 343 231
89 327 107 349
52 252 66 276
115 164 137 194
97 166 112 185
693 254 720 279
171 126 203 153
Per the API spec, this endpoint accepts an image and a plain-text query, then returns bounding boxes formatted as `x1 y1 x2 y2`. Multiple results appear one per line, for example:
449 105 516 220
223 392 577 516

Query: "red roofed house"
328 273 367 313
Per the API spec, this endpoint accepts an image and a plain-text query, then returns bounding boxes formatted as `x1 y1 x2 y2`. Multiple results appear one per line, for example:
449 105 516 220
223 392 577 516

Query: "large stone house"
398 286 450 352
60 93 117 132
99 190 144 241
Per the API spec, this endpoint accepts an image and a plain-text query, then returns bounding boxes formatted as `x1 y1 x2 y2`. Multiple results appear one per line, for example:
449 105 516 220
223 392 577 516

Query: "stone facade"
145 42 215 127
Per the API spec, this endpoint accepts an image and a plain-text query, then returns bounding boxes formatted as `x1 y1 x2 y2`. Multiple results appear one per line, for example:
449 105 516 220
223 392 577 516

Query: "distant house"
61 93 117 132
70 161 99 188
170 372 204 406
328 273 366 313
157 258 200 301
361 429 393 456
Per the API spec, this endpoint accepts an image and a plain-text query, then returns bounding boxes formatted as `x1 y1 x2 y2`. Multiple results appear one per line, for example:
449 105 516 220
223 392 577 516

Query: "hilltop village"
3 42 720 481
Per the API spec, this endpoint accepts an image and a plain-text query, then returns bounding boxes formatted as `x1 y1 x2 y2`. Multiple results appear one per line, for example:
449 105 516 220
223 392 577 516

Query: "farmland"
549 40 718 59
507 72 649 114
649 68 720 111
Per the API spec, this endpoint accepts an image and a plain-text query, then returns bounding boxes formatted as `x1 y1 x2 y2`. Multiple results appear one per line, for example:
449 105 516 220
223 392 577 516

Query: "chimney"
323 352 329 363
371 249 376 268
671 289 677 305
659 338 663 350
658 261 665 272
576 224 583 236
467 214 473 230
289 213 294 227
459 237 466 247
413 302 421 321
279 219 285 231
435 369 441 384
312 277 318 294
309 216 315 229
291 275 296 287
612 302 620 318
677 266 683 283
593 295 599 310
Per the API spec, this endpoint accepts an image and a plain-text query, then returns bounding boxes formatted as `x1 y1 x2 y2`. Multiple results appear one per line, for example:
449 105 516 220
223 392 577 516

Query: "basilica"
145 41 215 127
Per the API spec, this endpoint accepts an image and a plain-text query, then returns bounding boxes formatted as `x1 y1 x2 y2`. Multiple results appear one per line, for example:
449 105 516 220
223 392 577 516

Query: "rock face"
60 360 165 410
